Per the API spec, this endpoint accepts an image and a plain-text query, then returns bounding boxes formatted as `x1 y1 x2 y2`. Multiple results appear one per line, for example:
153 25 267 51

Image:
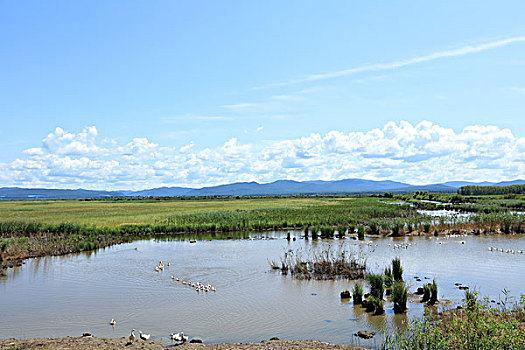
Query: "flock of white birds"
108 258 216 344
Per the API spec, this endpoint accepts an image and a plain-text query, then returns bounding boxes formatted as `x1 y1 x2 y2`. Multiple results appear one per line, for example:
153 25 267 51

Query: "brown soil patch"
0 338 366 350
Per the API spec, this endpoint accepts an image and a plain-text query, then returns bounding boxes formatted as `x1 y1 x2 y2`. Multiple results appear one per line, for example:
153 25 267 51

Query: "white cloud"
4 121 525 190
255 36 525 89
41 126 103 156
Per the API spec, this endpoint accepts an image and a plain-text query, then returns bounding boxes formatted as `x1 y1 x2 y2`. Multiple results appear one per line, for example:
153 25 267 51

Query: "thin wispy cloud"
160 114 235 122
508 86 525 95
254 36 525 89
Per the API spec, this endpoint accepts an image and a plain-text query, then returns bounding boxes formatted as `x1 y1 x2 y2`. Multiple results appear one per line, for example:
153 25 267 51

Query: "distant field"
0 197 340 226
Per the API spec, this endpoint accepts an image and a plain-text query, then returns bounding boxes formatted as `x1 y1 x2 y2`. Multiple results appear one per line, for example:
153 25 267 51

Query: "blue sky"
1 1 525 189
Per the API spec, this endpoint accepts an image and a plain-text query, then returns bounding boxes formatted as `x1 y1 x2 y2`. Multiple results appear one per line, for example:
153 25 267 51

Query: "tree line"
458 184 525 196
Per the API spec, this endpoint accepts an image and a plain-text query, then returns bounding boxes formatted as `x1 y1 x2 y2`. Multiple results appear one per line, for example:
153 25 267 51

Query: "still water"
1 232 525 348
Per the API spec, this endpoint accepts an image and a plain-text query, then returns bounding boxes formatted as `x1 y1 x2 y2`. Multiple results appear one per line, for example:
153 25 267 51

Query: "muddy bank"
0 337 366 350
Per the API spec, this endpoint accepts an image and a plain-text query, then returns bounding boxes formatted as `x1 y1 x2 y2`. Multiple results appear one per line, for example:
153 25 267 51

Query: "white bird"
171 332 188 342
138 330 150 340
110 318 116 326
129 329 136 344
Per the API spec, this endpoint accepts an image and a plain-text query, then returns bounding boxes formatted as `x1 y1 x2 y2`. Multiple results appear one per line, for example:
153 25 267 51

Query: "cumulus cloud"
4 121 525 190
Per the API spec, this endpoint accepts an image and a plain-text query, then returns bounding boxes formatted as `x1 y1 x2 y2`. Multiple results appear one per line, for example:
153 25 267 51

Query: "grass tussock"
392 281 408 313
353 282 363 304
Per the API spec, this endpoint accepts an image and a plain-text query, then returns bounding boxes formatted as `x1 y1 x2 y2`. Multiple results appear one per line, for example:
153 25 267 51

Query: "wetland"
1 194 525 348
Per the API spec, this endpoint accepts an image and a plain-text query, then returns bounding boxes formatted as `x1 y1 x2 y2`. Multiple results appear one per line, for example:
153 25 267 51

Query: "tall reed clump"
370 296 385 315
422 283 431 303
357 226 365 240
392 281 408 313
366 273 384 300
384 266 393 295
363 273 385 314
392 257 403 281
430 279 438 304
384 266 393 287
352 282 363 304
278 247 367 280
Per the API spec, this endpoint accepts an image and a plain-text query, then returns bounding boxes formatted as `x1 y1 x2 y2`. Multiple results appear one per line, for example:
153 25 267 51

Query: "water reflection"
0 231 524 348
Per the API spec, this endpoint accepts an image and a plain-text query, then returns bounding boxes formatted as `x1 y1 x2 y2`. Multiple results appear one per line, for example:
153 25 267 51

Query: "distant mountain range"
2 178 525 200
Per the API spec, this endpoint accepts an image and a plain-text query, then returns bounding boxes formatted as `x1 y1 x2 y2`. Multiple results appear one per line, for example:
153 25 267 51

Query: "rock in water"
340 290 351 298
189 338 203 343
354 330 375 339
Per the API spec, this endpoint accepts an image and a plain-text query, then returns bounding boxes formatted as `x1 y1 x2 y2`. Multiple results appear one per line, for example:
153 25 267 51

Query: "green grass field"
0 197 341 226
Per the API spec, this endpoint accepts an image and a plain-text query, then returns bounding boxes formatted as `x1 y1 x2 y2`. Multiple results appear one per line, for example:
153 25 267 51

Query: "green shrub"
464 289 478 310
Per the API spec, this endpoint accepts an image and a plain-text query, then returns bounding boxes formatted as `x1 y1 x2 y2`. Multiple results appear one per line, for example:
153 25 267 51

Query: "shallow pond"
1 232 525 348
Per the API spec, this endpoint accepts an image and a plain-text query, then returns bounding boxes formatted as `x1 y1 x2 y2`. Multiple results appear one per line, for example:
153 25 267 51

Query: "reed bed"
2 194 525 268
275 247 367 280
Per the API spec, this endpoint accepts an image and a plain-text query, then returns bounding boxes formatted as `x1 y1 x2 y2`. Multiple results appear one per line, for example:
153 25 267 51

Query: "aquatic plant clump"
366 273 384 300
352 283 363 304
384 266 393 288
392 257 403 281
422 284 432 303
392 281 408 313
277 247 367 280
430 279 438 304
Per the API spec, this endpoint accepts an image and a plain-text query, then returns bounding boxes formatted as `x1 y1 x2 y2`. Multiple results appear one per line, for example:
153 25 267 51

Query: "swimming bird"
171 332 188 342
138 330 150 340
129 329 136 344
109 318 116 326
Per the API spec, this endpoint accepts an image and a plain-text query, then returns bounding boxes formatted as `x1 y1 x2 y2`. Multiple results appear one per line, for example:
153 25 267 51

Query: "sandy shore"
0 337 366 350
